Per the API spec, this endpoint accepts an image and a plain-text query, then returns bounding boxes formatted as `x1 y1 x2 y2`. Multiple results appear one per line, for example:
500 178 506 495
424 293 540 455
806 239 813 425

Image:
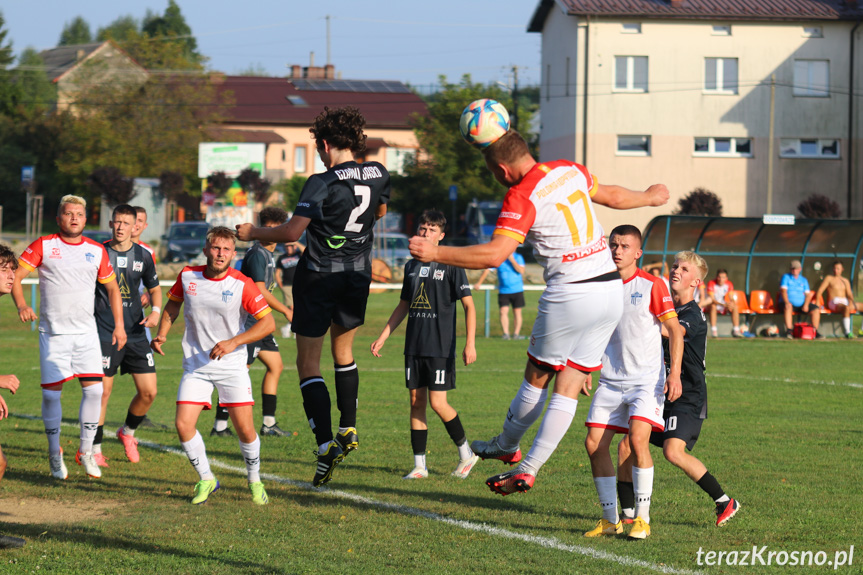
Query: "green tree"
390 75 532 229
58 16 93 46
142 1 204 67
96 15 140 43
0 11 18 115
12 48 57 114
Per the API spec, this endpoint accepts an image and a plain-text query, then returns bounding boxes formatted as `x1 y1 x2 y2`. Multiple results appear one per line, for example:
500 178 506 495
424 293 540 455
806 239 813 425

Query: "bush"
797 194 841 219
673 187 723 216
87 166 134 205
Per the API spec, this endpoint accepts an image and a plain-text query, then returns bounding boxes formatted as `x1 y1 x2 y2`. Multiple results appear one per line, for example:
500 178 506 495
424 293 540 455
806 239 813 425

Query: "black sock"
618 480 635 511
94 425 104 447
442 413 467 446
334 362 359 429
300 376 332 445
124 411 146 431
214 405 230 422
410 429 428 455
696 471 726 502
262 394 278 419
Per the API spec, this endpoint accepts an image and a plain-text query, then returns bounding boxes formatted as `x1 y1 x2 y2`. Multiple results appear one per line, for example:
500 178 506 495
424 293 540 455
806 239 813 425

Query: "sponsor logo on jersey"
297 202 311 208
255 294 264 303
499 211 522 220
117 257 128 268
433 270 445 280
561 235 607 263
222 290 234 303
187 282 197 296
85 252 95 264
419 267 430 277
663 296 673 303
631 291 643 306
461 284 471 291
133 260 144 272
50 247 62 259
411 283 431 309
326 235 347 249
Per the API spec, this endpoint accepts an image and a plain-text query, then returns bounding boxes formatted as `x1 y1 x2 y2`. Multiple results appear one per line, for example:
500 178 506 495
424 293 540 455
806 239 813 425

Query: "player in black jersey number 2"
236 106 390 487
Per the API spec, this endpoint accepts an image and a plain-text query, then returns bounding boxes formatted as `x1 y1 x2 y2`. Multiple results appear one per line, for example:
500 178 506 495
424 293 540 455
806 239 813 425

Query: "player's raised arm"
592 183 670 210
236 215 311 244
410 233 519 270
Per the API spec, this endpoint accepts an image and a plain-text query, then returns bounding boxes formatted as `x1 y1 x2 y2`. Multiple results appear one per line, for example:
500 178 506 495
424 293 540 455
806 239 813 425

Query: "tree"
207 171 233 196
236 168 271 202
798 194 841 219
87 166 135 205
96 15 140 44
12 48 57 114
159 170 185 201
0 11 18 115
390 75 531 227
141 1 204 67
674 187 723 216
59 17 93 46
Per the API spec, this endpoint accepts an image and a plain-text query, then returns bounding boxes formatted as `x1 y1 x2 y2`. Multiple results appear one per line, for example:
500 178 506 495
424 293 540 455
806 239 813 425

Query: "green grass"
0 289 861 574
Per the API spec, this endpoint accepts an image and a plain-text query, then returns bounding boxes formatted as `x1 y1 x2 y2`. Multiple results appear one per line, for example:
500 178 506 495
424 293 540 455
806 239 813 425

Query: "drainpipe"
849 19 861 217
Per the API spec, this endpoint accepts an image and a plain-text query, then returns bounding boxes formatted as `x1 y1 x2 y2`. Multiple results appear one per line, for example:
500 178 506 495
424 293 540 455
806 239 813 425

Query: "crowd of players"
0 105 738 545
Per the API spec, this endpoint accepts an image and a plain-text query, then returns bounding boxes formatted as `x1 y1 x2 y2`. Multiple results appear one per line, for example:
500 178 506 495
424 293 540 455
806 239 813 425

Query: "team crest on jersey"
630 291 643 306
117 256 128 268
411 283 431 309
222 290 234 303
133 260 143 272
50 247 62 259
187 282 197 296
419 267 430 277
433 270 445 280
85 252 95 264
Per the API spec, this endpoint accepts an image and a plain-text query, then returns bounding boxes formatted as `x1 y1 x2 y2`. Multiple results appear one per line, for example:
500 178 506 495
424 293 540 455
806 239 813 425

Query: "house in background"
528 0 863 232
39 40 149 113
209 63 428 183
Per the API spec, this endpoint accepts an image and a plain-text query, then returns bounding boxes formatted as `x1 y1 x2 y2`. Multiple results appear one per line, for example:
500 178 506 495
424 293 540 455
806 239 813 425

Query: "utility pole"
767 74 776 215
511 65 520 132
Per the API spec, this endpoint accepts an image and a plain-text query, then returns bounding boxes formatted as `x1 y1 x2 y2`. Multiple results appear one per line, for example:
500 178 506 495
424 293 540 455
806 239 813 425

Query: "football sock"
239 435 261 483
696 471 728 502
443 414 466 446
618 480 635 519
334 362 359 429
520 393 577 475
410 429 428 456
213 405 230 431
42 389 63 456
414 453 427 470
499 380 548 450
79 383 103 453
262 394 278 427
633 466 654 524
844 317 852 334
300 376 333 446
457 441 473 461
181 431 214 481
594 476 619 523
124 411 147 435
93 426 103 454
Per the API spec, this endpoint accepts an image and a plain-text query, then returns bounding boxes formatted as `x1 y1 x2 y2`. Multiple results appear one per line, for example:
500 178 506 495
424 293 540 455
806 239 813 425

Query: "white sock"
239 435 262 483
715 494 730 504
519 393 578 475
633 466 654 524
181 431 215 480
594 476 618 523
93 443 102 455
457 441 472 461
621 507 635 520
499 380 548 450
414 453 427 470
844 317 851 334
213 419 228 432
42 389 63 456
79 383 103 453
263 415 276 427
122 425 136 438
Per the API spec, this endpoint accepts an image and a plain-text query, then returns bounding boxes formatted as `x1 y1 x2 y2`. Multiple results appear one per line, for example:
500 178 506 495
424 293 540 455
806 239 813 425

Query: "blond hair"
58 194 87 215
205 226 237 248
675 250 708 281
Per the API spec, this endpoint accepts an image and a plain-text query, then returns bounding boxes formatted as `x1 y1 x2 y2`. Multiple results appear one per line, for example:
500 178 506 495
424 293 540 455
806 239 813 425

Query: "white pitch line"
710 373 863 389
12 414 703 575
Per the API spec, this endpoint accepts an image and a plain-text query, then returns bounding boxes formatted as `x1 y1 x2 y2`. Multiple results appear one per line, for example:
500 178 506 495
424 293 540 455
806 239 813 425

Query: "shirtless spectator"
815 261 862 339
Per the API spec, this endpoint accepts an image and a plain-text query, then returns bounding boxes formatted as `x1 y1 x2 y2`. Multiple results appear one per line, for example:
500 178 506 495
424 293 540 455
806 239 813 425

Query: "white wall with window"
779 139 839 158
793 60 829 97
614 56 648 92
694 137 752 157
384 147 416 176
617 135 651 156
704 57 738 94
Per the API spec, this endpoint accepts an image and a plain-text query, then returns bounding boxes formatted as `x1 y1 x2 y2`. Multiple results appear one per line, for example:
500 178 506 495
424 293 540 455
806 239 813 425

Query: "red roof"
529 0 863 30
215 76 428 129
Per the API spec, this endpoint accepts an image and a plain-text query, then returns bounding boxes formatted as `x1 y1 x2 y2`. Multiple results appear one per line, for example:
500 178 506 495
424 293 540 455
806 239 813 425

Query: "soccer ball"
459 99 510 148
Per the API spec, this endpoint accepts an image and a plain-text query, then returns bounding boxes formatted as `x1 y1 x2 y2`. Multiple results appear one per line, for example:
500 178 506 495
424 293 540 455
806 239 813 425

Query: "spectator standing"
473 252 527 339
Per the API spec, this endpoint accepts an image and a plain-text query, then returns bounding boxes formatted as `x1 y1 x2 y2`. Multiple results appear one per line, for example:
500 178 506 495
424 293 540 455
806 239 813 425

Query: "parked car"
160 222 211 263
373 232 412 270
82 229 112 244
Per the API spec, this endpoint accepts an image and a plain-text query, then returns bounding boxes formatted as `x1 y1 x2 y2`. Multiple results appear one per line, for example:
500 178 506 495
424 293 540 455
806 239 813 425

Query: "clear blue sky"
2 1 542 89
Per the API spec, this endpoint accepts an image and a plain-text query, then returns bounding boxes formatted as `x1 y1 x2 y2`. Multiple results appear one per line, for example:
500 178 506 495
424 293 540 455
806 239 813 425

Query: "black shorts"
247 334 279 365
650 404 704 451
498 291 525 309
100 338 156 378
292 266 372 338
405 356 456 391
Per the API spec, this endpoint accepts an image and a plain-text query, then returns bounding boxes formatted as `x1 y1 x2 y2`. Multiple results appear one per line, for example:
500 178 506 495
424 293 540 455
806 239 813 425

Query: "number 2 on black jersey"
345 185 371 233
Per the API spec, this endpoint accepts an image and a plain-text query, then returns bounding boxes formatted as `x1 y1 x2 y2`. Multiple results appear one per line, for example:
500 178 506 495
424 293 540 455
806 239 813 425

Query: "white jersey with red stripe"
137 241 156 263
707 279 733 305
167 266 271 373
600 268 677 385
18 234 116 335
493 160 615 285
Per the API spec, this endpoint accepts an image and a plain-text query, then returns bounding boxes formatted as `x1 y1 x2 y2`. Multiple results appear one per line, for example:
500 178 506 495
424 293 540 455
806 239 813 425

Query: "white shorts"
177 369 255 410
585 379 665 433
527 281 623 372
828 297 849 312
39 331 104 387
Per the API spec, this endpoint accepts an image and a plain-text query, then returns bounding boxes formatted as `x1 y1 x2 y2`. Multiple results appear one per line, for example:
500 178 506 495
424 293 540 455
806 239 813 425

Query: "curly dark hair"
258 206 288 226
0 243 17 270
309 106 367 155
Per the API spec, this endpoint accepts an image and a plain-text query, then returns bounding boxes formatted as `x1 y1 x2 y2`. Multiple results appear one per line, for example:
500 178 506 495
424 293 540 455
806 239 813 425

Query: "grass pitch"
0 289 861 574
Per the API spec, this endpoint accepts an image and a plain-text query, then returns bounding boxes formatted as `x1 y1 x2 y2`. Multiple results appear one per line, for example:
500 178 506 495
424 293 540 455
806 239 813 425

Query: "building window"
621 23 641 34
693 137 753 157
313 151 326 173
780 139 839 158
704 58 738 94
385 147 416 176
802 26 823 38
617 135 651 156
793 60 829 97
294 146 307 173
614 56 648 92
712 25 731 36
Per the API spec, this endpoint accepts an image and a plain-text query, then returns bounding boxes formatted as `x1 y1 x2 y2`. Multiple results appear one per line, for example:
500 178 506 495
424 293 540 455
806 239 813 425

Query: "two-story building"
529 0 863 231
